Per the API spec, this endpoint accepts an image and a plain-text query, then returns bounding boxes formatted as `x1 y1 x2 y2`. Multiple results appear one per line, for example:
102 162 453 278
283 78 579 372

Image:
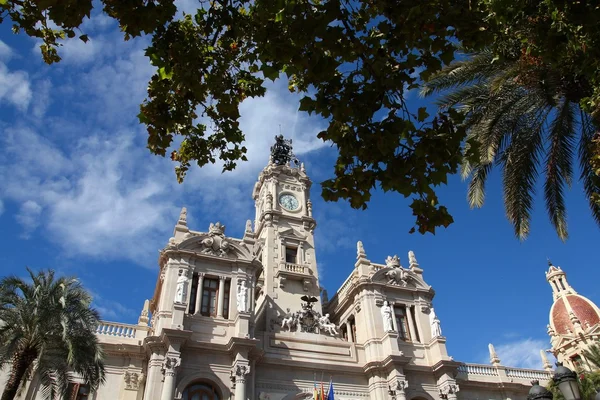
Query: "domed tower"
546 260 600 370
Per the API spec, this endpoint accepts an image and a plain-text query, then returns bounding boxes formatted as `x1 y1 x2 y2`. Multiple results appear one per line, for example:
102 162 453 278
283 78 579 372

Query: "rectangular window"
410 306 421 342
67 383 90 400
395 307 411 341
189 273 198 314
223 280 231 319
571 354 583 369
201 278 219 317
285 247 297 264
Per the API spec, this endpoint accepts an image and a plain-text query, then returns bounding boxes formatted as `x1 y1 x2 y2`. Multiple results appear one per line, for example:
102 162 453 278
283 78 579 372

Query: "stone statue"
174 273 188 303
408 250 418 266
237 280 248 312
318 313 338 336
430 307 442 338
381 301 394 332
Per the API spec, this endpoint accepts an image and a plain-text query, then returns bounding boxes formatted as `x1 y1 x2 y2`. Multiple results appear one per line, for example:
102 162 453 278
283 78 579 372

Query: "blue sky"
0 1 598 371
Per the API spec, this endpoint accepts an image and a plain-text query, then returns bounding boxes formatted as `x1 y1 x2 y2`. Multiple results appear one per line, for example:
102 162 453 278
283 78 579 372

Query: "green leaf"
417 107 429 122
79 34 89 43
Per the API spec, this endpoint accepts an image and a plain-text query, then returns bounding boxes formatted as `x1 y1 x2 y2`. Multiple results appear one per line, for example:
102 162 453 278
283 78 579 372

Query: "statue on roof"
270 135 299 166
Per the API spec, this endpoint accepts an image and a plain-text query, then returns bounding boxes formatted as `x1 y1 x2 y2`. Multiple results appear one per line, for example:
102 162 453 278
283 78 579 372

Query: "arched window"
182 382 221 400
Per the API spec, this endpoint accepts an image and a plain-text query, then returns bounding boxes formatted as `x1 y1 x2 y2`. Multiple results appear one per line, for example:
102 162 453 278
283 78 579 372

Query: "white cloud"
60 36 104 65
0 40 13 61
483 338 554 370
0 24 328 267
90 291 137 321
0 62 31 110
16 200 43 238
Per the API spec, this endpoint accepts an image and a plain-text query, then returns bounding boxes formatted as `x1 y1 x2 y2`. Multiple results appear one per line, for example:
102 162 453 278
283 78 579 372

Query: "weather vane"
270 134 299 166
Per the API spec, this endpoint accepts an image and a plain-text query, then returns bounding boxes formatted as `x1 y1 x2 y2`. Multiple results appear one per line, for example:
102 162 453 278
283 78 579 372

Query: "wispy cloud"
0 27 328 268
89 290 138 321
482 338 554 369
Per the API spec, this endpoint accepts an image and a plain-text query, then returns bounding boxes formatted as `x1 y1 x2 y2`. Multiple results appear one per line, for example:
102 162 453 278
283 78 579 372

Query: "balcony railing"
96 321 138 338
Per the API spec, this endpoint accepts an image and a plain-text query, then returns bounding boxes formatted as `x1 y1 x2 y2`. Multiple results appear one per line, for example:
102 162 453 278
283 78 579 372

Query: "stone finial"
138 299 150 326
488 343 501 366
540 350 553 371
385 255 401 268
300 162 306 173
408 250 418 266
357 241 366 259
245 219 253 233
178 207 187 225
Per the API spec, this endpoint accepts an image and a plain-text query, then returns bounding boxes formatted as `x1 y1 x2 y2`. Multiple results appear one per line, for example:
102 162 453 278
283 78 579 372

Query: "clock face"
279 193 300 211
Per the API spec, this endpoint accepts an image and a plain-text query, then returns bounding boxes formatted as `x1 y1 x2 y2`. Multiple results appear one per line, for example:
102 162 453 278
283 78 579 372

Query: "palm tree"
583 344 600 370
0 269 105 400
420 49 600 241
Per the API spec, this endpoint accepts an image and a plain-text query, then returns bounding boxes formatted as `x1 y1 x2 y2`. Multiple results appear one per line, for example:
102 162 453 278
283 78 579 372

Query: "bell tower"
252 136 321 320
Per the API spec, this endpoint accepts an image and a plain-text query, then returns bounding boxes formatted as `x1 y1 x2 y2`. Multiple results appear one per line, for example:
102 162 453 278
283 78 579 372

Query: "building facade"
546 262 600 371
2 139 556 400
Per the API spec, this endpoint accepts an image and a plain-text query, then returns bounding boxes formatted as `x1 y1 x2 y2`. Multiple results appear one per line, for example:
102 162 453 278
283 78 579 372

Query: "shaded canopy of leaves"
2 0 599 237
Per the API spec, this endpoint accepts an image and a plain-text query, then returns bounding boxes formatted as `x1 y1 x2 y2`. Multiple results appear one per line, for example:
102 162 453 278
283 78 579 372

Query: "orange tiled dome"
550 294 600 334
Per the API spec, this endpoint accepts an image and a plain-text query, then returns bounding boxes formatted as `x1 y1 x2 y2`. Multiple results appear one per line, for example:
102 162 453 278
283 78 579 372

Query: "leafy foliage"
421 49 600 240
0 269 105 400
2 0 600 237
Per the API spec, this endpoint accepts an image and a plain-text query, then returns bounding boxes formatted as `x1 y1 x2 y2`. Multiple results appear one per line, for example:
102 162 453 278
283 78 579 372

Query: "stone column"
249 277 255 313
396 380 408 400
186 273 193 314
405 306 415 341
160 356 180 400
390 303 397 331
217 276 226 318
345 321 353 342
194 273 205 315
232 365 250 400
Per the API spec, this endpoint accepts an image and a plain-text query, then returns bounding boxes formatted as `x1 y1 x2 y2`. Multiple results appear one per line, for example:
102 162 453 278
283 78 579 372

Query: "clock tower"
252 136 321 323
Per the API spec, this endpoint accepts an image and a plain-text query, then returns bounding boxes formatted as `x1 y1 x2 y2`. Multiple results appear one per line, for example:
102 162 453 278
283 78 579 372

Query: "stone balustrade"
505 368 552 380
457 363 499 376
96 321 142 339
284 263 306 274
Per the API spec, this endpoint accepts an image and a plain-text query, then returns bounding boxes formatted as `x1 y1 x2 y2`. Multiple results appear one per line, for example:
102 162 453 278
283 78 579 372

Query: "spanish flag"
320 380 325 400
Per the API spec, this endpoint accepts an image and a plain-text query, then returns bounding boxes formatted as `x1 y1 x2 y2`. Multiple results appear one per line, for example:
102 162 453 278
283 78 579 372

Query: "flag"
320 380 325 400
313 373 318 400
327 378 335 400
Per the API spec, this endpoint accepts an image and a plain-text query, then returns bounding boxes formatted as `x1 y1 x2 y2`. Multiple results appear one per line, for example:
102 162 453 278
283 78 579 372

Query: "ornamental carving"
161 357 180 377
279 296 338 336
124 371 145 391
385 266 410 287
439 383 459 399
200 222 231 257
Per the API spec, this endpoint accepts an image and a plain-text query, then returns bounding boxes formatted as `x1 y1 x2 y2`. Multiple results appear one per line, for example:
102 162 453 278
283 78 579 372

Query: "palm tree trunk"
1 349 36 400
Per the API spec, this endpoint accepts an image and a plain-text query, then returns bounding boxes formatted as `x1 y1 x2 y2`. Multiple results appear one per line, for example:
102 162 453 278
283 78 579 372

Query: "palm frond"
544 99 576 241
500 106 550 240
578 110 600 226
420 50 509 97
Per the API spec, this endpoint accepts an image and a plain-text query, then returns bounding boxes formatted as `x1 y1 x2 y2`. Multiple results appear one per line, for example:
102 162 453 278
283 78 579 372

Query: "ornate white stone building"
2 139 558 400
545 262 600 371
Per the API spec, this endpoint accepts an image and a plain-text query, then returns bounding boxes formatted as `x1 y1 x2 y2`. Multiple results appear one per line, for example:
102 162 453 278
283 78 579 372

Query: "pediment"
372 267 430 290
278 227 307 240
176 234 253 261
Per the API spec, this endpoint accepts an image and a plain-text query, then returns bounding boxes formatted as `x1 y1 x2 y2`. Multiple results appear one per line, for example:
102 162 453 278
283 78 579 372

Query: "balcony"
276 262 316 291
